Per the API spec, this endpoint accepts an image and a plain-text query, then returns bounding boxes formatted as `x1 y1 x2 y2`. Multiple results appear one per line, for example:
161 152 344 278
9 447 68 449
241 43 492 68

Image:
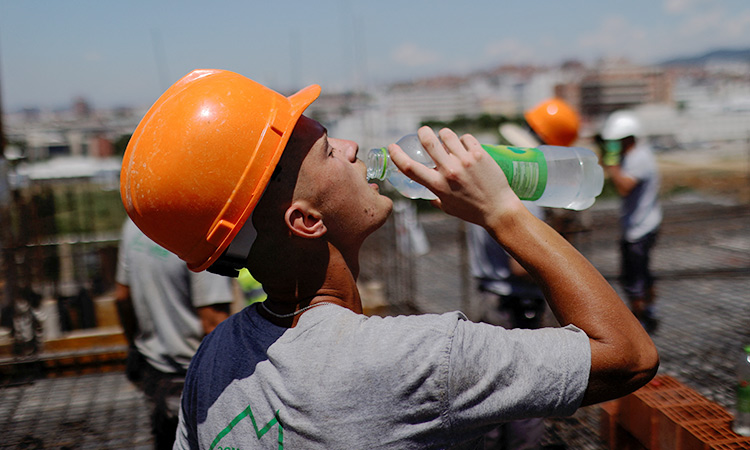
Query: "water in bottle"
364 134 603 210
733 345 750 436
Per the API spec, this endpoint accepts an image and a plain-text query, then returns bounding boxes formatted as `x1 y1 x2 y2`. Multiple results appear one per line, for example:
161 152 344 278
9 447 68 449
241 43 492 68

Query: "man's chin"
373 198 394 229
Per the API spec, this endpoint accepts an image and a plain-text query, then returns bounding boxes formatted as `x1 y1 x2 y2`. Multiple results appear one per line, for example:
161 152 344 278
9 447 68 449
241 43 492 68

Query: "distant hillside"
659 48 750 67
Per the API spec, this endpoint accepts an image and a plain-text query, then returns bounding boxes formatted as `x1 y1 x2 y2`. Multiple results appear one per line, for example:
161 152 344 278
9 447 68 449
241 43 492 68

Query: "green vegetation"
421 113 524 143
52 184 126 235
9 184 127 239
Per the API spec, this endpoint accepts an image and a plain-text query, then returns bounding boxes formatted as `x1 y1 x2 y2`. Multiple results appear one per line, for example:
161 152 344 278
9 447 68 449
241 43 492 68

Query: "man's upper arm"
189 271 234 334
189 270 235 307
449 320 591 421
197 303 230 335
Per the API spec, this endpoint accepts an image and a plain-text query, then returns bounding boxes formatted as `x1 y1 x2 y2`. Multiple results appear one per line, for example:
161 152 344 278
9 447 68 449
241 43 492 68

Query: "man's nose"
332 138 358 162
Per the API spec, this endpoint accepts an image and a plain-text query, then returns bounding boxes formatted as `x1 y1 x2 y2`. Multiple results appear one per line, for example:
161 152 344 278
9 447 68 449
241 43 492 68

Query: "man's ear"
285 202 327 239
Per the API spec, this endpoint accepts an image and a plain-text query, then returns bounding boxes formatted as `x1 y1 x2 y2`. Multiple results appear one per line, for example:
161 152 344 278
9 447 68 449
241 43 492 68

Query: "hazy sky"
1 0 748 110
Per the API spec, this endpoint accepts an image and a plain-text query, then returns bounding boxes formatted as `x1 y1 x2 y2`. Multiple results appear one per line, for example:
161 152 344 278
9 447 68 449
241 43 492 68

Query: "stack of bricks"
599 375 750 449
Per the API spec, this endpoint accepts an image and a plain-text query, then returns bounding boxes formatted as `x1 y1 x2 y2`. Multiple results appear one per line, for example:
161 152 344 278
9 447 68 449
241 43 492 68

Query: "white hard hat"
601 111 642 140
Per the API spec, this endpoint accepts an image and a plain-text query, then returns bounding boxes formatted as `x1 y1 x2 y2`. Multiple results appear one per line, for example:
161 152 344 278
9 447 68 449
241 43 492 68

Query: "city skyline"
1 0 749 111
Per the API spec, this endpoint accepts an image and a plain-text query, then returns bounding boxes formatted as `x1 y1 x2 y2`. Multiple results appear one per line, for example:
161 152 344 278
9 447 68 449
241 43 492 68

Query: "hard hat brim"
288 84 322 120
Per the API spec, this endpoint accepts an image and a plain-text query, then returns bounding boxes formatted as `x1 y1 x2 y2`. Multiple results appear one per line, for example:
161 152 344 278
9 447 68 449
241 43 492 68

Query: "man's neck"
255 242 363 327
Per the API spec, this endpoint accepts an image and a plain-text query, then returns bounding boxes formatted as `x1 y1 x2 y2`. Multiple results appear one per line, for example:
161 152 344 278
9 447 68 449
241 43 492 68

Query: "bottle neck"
365 147 388 181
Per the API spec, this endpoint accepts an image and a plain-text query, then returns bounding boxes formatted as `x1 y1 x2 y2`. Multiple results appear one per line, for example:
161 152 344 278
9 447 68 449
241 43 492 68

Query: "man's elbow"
584 338 660 406
630 341 660 390
614 340 660 398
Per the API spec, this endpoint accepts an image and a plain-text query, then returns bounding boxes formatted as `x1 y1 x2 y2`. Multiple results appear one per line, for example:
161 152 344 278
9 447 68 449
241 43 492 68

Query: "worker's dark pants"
620 230 659 301
126 348 185 450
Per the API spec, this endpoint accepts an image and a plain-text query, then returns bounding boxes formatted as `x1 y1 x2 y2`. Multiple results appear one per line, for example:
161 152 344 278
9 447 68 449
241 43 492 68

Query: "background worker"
115 217 234 449
599 110 663 334
500 98 592 243
120 69 658 449
467 98 580 449
474 97 582 326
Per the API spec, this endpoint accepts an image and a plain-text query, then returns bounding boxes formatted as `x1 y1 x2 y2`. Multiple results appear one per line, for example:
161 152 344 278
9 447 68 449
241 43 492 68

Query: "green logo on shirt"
210 405 284 450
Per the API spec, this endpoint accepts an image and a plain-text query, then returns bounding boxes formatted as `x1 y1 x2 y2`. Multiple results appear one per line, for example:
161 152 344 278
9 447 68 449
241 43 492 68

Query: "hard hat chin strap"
207 215 257 277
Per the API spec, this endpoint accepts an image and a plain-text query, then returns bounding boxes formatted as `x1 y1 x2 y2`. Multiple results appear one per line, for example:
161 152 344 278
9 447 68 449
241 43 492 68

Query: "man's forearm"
486 206 658 404
605 165 637 197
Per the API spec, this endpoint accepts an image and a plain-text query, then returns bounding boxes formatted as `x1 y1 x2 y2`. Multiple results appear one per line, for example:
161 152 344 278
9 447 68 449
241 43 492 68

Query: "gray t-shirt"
176 304 590 449
116 219 234 374
620 142 662 241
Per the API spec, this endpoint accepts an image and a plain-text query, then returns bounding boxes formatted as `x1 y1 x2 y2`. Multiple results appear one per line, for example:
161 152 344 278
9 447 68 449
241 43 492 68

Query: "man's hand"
388 126 523 228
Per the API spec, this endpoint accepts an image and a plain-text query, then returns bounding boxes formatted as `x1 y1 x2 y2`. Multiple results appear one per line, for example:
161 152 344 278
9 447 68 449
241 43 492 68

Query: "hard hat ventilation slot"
207 220 233 247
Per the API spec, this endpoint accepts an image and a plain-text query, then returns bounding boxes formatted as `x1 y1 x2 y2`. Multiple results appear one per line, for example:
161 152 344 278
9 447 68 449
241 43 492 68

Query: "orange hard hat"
524 98 580 146
121 69 321 272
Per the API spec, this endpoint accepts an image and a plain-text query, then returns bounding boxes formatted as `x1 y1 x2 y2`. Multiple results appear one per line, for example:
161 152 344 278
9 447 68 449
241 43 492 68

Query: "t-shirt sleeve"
622 148 652 182
446 320 591 429
174 400 198 450
188 271 235 308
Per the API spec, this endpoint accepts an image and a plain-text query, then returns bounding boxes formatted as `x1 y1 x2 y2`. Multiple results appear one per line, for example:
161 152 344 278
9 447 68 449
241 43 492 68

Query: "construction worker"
120 69 658 449
468 98 580 449
600 111 662 334
115 217 234 449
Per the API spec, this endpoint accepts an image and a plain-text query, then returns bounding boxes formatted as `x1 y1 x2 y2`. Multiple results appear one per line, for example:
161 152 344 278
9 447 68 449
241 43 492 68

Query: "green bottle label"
481 144 548 201
739 381 750 413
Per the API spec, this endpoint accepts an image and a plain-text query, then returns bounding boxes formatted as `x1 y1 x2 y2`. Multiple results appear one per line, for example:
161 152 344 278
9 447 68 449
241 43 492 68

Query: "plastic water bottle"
364 134 604 210
733 345 750 436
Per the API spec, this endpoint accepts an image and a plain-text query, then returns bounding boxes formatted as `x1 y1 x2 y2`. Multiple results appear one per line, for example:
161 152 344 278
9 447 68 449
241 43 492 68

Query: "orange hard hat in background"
524 98 580 147
120 69 321 272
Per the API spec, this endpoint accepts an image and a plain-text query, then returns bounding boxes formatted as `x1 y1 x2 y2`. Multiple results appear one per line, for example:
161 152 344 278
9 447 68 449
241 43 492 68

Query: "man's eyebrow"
320 127 331 154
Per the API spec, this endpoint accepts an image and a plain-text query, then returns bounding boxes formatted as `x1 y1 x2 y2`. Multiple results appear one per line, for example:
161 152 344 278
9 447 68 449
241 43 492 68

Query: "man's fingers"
459 133 484 158
417 126 455 167
388 143 439 188
437 128 466 157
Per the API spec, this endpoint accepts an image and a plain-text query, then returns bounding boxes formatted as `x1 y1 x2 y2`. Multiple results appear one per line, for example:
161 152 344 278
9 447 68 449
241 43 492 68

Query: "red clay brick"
600 400 622 449
681 421 750 450
638 375 686 393
709 441 750 450
641 388 708 407
660 403 733 424
621 387 707 449
657 403 734 450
